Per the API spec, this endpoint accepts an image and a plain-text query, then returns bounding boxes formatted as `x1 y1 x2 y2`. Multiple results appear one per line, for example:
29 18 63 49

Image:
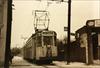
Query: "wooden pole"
67 0 71 64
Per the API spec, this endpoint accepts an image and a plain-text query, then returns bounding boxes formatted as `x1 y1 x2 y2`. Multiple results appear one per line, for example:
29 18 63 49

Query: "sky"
11 0 100 48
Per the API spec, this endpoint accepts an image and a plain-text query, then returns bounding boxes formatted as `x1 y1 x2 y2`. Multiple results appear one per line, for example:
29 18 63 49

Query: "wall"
0 0 8 67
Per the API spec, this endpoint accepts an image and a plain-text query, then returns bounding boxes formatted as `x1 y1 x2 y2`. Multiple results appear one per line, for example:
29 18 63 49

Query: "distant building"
0 0 8 66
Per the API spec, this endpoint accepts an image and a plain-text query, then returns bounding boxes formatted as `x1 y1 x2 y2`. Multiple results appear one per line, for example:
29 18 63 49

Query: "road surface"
9 56 100 68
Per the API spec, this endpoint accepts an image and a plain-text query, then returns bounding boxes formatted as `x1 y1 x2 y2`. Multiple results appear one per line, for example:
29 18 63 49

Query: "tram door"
91 33 98 60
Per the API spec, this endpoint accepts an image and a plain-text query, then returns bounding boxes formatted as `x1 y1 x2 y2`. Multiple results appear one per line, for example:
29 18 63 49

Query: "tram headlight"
87 21 94 26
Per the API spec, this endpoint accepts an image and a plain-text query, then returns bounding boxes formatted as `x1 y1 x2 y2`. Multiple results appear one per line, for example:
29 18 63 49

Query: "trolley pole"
4 0 12 68
67 0 71 64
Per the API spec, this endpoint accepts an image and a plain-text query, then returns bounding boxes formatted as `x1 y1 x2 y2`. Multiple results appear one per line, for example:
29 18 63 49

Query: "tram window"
80 33 87 47
54 36 56 46
77 33 79 38
37 36 41 46
98 34 100 46
95 19 100 27
43 36 53 45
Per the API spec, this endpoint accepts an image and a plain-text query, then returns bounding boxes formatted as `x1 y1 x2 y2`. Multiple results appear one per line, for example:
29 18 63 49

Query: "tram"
75 19 100 64
23 30 57 63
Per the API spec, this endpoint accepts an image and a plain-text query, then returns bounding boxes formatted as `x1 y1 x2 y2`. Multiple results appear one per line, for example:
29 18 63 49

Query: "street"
9 56 100 68
10 56 59 68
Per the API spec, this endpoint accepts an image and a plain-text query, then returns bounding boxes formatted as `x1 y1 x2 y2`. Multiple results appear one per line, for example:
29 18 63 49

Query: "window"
43 36 53 45
37 36 41 46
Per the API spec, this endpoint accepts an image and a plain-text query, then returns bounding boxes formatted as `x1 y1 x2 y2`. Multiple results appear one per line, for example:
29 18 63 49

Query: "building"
0 0 8 67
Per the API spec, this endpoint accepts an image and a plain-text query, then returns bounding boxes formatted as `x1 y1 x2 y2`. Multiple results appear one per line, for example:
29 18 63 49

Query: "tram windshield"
37 36 41 46
43 36 53 45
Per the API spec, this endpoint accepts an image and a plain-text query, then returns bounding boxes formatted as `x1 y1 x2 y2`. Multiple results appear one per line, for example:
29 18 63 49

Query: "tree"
11 47 21 56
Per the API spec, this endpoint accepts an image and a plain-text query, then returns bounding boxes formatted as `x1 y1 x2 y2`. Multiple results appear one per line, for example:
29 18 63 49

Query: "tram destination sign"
43 32 53 34
95 19 100 27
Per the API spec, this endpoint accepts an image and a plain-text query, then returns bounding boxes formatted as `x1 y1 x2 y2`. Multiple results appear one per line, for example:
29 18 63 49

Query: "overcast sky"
11 0 100 48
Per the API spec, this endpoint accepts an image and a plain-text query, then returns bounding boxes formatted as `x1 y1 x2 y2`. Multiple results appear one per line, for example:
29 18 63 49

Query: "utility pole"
4 0 12 68
67 0 71 64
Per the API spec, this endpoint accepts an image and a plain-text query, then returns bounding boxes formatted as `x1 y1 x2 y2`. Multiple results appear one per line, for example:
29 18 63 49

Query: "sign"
64 27 75 36
64 27 68 31
95 19 100 27
70 33 75 36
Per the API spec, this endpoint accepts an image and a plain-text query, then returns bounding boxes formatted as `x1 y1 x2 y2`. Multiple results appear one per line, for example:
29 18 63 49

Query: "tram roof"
32 30 56 35
76 26 100 35
23 30 56 48
75 26 87 34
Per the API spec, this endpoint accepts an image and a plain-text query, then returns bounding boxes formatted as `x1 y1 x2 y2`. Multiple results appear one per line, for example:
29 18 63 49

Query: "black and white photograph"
0 0 100 68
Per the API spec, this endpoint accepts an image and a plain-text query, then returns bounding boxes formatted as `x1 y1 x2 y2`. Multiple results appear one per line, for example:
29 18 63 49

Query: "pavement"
54 61 100 68
9 56 100 68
